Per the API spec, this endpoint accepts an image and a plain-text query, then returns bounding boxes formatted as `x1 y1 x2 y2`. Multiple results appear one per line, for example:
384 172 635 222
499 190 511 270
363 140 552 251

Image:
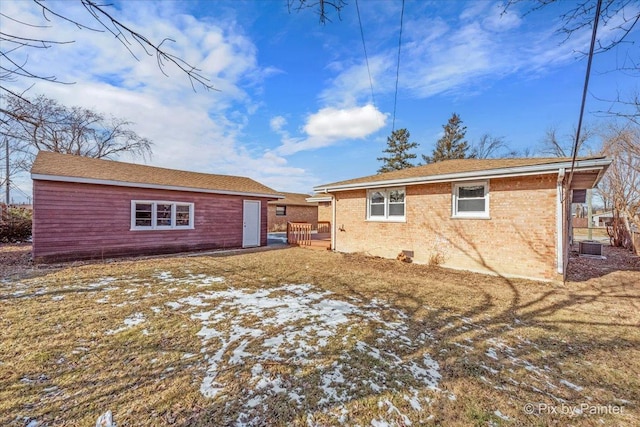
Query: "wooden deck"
306 233 331 250
287 222 331 250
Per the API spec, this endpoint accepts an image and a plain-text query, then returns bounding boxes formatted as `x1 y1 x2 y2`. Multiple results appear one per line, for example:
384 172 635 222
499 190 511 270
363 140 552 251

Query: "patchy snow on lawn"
462 334 588 403
160 281 443 424
105 312 145 335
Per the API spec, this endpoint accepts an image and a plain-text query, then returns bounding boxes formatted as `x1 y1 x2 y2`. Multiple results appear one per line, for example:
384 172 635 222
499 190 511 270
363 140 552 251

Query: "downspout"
556 168 565 275
328 190 336 251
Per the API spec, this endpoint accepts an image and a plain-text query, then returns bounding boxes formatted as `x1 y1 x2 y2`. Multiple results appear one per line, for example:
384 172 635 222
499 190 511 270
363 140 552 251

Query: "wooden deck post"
287 222 312 246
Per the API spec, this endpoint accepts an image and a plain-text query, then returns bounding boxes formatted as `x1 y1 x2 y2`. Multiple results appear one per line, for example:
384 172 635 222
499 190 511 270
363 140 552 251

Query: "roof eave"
31 173 284 199
314 158 612 193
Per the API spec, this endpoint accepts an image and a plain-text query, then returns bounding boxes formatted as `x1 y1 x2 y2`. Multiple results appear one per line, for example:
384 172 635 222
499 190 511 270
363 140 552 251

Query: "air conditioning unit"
579 240 603 256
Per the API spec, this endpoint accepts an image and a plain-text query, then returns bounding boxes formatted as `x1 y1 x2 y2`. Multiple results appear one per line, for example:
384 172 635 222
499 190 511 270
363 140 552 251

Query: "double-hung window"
367 187 405 221
275 205 287 216
452 181 489 218
131 201 194 230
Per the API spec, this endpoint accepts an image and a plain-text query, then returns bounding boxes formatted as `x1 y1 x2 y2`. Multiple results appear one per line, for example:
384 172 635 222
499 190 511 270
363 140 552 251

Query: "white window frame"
366 187 406 222
130 201 195 230
452 181 490 219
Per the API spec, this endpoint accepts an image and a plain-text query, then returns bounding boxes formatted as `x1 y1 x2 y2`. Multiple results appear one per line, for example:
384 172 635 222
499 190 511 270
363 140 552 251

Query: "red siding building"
30 151 282 262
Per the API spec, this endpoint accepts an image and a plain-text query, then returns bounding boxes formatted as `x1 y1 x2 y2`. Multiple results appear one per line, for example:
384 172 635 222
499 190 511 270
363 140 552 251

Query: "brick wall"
267 205 318 231
318 201 332 223
332 174 559 281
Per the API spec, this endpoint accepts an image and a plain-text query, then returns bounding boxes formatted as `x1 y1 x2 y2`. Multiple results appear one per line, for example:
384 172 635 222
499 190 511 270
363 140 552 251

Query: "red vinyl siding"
32 180 271 262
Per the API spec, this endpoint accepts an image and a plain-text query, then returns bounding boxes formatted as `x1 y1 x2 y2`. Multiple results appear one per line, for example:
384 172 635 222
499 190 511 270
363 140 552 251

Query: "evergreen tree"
377 128 419 173
422 113 471 164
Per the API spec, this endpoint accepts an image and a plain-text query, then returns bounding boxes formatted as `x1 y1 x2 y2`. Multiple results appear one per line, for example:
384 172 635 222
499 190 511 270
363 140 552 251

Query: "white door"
242 200 261 247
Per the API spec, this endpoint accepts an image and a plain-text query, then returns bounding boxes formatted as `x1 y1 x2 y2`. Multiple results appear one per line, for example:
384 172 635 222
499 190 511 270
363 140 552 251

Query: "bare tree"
0 0 216 99
540 125 594 157
506 1 640 122
288 0 348 24
505 1 639 56
598 91 640 126
598 123 640 249
2 94 152 172
470 134 515 159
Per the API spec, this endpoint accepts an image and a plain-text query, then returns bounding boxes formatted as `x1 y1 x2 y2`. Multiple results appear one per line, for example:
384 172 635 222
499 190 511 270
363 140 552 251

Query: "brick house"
30 151 282 262
267 192 318 232
307 194 332 233
313 157 611 281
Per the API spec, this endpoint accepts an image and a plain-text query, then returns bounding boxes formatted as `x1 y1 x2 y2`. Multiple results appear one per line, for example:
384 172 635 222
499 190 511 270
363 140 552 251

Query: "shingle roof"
31 151 281 197
315 156 609 190
268 192 317 206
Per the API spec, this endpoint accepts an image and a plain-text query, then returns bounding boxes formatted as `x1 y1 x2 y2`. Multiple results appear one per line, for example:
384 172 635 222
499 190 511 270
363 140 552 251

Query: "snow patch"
105 312 145 335
180 283 442 424
560 379 584 392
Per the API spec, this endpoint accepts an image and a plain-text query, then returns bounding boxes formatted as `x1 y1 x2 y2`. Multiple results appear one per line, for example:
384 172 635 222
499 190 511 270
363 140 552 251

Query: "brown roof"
31 151 280 197
268 192 317 206
316 156 608 189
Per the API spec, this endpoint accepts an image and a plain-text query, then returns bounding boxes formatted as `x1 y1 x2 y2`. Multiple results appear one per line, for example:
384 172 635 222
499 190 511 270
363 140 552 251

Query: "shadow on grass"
176 248 639 425
2 242 639 426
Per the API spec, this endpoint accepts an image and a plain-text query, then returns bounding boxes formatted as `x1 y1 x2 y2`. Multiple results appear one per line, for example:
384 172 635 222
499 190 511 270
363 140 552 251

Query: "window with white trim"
131 201 194 230
367 187 405 221
452 181 489 218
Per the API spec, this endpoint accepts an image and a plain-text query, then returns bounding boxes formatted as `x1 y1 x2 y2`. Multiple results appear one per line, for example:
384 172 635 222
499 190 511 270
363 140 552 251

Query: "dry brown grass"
1 245 639 426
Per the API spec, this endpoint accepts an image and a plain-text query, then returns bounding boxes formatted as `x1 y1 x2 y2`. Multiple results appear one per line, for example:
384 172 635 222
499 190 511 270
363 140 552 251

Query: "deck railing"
287 222 312 246
317 221 331 234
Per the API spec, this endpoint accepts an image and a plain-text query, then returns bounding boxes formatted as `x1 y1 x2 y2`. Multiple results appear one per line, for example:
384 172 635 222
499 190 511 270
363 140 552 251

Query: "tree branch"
1 0 218 96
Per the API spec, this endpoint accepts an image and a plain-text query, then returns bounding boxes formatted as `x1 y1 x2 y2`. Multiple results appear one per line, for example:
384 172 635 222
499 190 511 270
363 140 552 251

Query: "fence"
287 222 312 246
317 221 330 234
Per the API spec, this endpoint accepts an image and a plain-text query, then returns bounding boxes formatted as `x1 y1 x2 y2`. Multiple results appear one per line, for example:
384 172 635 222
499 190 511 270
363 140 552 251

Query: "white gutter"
556 168 565 275
306 196 332 203
314 158 612 193
331 193 336 251
31 173 285 199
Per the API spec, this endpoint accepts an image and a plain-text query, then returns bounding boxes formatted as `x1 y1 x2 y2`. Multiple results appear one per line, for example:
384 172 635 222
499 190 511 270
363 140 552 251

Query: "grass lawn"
1 246 638 426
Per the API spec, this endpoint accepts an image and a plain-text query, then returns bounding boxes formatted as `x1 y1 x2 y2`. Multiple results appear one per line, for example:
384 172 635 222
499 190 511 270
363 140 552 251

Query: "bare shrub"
429 252 445 266
0 205 32 243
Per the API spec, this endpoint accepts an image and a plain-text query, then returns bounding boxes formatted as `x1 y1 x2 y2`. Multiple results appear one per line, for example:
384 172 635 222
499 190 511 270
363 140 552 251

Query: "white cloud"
459 2 492 22
321 1 593 102
275 105 387 155
270 116 287 132
482 4 522 32
305 105 386 138
319 56 390 107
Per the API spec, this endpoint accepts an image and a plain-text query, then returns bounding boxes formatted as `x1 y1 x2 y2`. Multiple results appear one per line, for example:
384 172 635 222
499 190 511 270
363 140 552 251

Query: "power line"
565 0 602 281
392 0 405 132
355 0 376 109
568 0 602 186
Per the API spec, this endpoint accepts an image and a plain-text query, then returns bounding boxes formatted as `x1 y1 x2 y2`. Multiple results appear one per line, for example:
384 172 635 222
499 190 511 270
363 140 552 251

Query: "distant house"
313 157 611 281
267 192 318 232
591 211 615 227
30 151 282 262
306 194 332 233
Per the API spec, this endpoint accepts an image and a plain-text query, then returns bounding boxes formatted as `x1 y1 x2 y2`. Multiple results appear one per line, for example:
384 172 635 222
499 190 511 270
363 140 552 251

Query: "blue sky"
3 0 639 202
